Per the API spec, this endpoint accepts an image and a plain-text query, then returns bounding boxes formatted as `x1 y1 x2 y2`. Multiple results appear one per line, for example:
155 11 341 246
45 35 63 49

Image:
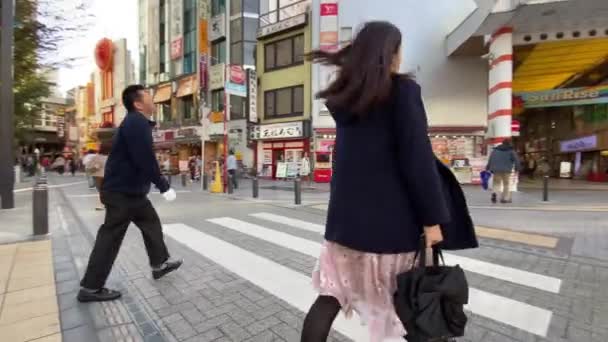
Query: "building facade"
449 0 608 181
255 0 312 179
138 0 260 174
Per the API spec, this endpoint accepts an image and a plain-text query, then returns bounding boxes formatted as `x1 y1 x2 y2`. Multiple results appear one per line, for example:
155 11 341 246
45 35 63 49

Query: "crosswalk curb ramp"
162 212 562 341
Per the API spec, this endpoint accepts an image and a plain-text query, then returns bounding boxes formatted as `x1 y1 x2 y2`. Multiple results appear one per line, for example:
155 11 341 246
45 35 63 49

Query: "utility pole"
223 0 231 193
0 0 15 209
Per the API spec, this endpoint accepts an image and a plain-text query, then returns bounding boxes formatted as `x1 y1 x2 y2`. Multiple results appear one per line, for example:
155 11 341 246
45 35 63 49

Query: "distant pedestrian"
87 143 111 210
300 153 312 186
69 158 77 176
78 85 182 303
227 150 238 189
486 139 521 204
83 149 97 188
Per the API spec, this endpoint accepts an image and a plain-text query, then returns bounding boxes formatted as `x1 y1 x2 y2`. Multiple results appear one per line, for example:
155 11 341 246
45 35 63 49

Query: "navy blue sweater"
102 112 169 195
325 77 451 254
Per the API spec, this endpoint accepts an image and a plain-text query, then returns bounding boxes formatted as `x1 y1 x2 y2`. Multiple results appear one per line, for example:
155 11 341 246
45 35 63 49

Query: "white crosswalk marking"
207 216 554 337
163 223 402 342
247 213 561 293
250 212 325 234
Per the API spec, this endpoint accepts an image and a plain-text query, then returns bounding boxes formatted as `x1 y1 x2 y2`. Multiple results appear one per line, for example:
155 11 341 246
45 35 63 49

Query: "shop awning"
153 85 172 103
513 39 608 92
176 76 196 97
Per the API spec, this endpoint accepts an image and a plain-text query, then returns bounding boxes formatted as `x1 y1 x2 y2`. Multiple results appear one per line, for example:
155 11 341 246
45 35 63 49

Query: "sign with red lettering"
320 3 338 16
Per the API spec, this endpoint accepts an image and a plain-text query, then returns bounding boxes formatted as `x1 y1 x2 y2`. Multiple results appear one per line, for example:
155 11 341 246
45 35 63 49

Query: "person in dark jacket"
300 21 477 342
486 139 521 204
78 85 182 303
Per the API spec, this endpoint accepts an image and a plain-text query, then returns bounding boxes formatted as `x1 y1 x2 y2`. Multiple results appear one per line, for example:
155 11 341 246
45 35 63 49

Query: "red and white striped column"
487 27 513 145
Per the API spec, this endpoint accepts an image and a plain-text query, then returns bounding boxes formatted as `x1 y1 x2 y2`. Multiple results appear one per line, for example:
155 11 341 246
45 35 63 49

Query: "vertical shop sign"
247 69 258 123
199 55 208 91
198 0 209 20
319 1 339 113
226 65 247 97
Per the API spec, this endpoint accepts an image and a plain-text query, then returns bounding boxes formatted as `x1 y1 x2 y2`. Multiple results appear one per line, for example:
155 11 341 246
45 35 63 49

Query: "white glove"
162 188 176 202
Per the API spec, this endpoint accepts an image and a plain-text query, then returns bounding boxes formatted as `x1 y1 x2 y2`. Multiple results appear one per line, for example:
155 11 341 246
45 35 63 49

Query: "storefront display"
253 121 311 179
313 131 336 183
430 135 483 183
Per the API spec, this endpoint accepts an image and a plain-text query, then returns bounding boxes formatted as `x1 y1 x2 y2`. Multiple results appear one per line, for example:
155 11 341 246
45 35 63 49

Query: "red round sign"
230 66 245 84
95 38 114 72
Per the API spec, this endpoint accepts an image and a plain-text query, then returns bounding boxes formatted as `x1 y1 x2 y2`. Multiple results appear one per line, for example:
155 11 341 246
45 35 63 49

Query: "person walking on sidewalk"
78 85 183 303
88 142 111 211
301 21 477 342
227 150 238 190
486 138 521 204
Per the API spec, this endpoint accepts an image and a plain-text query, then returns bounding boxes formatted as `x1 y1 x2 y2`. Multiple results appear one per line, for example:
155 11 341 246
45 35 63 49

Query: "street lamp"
0 0 15 209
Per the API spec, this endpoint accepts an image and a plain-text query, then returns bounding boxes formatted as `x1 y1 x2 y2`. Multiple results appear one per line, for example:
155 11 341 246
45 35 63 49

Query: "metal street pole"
223 0 231 193
0 0 15 209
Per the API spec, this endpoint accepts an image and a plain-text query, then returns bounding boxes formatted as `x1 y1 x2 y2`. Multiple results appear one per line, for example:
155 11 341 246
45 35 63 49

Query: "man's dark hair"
122 84 146 112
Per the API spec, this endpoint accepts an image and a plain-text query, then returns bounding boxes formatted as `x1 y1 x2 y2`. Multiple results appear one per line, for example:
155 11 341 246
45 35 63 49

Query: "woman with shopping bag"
301 21 478 342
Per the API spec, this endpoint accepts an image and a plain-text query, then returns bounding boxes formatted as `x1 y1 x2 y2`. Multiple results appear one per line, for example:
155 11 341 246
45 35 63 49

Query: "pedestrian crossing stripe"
204 215 556 337
249 212 325 235
247 214 561 294
163 223 401 342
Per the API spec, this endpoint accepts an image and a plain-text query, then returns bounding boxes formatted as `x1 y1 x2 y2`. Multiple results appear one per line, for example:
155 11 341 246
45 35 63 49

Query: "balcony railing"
259 0 310 28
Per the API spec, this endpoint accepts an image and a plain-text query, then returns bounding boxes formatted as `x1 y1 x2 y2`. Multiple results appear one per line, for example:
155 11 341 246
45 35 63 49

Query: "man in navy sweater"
78 85 182 302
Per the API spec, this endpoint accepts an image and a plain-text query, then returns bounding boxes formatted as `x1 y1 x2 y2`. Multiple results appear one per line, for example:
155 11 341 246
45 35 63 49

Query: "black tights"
301 296 341 342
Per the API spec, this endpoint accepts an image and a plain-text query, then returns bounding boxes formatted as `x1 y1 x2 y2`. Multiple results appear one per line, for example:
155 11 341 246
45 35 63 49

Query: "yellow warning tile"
10 266 54 281
475 226 558 249
3 285 56 307
0 296 58 325
0 279 6 295
7 274 55 293
0 313 60 342
16 240 51 252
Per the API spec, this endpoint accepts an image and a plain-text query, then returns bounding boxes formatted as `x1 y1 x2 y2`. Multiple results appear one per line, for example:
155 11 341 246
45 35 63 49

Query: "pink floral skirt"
313 241 417 342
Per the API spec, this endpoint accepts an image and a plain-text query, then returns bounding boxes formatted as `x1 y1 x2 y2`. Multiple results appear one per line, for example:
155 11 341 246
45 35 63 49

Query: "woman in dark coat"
301 21 477 342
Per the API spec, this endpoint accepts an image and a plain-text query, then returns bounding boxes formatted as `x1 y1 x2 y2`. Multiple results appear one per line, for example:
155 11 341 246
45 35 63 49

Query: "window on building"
211 0 225 16
230 0 242 15
159 102 171 122
159 0 167 73
264 34 304 71
181 95 194 120
211 89 225 112
230 18 243 43
264 85 304 118
211 40 226 65
231 43 243 65
230 95 246 120
243 42 256 66
139 47 147 84
243 17 258 42
243 0 259 13
183 0 197 74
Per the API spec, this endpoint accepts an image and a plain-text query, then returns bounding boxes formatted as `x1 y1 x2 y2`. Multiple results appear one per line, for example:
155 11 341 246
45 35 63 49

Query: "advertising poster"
276 162 288 178
226 65 247 97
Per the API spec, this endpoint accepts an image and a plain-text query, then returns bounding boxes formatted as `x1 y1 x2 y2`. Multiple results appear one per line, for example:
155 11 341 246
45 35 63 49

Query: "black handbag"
394 237 469 342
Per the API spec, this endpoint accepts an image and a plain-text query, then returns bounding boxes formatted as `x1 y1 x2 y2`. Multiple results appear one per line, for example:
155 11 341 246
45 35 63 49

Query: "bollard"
202 173 209 191
181 173 187 187
294 178 302 205
227 174 234 194
542 176 549 202
252 177 259 198
33 179 48 235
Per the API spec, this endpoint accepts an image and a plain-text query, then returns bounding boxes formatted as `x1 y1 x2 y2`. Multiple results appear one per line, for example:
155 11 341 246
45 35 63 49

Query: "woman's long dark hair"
308 21 403 116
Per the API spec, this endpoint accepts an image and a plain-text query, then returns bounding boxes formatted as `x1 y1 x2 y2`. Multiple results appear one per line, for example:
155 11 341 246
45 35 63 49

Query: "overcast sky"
57 0 138 94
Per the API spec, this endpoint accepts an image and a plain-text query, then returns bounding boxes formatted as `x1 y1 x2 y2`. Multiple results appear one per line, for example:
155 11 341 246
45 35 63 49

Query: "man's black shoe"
77 288 122 303
152 259 183 280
